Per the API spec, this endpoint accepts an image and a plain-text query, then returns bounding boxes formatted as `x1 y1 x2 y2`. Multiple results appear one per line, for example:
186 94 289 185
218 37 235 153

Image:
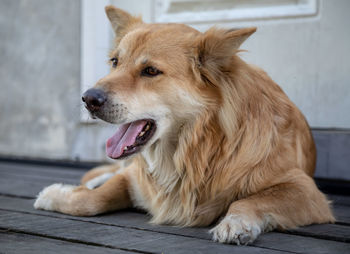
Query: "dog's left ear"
105 5 142 37
197 27 256 70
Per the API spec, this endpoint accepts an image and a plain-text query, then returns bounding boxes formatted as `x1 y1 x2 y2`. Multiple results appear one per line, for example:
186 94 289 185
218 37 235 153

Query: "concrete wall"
0 0 81 159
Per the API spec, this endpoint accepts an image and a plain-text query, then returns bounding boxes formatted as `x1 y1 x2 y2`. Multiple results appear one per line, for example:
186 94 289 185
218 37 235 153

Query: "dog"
34 5 334 245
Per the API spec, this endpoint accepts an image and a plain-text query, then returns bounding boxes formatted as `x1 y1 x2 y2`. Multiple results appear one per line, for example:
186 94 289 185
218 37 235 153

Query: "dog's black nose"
82 88 107 111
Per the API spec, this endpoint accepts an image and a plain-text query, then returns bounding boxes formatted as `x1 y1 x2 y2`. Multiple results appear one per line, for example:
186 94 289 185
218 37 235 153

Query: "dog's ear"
197 27 256 71
105 5 142 37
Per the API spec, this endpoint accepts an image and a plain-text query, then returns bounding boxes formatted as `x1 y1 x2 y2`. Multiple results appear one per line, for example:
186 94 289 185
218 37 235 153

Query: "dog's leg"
210 169 334 245
34 171 131 216
81 164 121 185
81 164 123 190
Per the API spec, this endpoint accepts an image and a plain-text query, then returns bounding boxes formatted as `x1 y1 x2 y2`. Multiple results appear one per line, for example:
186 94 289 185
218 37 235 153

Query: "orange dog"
35 6 334 244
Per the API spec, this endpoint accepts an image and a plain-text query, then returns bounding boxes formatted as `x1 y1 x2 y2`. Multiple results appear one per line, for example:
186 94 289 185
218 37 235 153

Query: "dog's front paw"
34 183 76 211
210 214 262 245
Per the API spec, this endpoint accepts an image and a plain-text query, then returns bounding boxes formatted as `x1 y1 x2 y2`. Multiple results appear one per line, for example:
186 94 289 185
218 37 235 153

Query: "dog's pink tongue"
106 120 147 159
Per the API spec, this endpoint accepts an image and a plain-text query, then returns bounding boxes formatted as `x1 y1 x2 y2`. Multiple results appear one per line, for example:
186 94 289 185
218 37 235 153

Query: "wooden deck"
0 160 349 254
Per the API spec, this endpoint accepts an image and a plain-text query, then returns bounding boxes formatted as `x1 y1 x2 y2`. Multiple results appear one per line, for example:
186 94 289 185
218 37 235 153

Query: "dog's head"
82 6 256 160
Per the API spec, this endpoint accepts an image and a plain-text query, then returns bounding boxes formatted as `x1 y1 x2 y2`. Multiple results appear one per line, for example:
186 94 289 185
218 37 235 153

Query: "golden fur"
34 6 334 245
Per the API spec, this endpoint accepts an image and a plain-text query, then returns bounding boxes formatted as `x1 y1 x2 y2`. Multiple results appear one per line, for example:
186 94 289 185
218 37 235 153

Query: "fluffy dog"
34 6 334 245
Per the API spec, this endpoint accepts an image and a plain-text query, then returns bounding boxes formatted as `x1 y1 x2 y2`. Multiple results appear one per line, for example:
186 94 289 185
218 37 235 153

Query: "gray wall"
0 0 81 159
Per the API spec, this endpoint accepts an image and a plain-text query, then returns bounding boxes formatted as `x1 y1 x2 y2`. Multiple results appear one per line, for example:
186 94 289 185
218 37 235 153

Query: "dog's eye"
142 66 162 77
110 57 118 68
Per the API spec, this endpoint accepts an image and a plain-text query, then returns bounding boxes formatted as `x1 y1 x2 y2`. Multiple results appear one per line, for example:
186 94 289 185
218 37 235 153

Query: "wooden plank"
0 163 86 200
0 161 86 178
328 194 350 207
0 210 288 254
255 232 350 254
0 178 65 198
0 162 83 198
129 231 350 254
0 195 210 239
0 230 134 254
328 132 350 181
287 224 350 243
333 205 350 224
313 131 329 178
0 171 79 185
1 196 350 254
312 130 350 181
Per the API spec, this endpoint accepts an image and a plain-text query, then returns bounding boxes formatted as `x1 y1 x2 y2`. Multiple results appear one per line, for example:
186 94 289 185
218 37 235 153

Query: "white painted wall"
111 0 154 23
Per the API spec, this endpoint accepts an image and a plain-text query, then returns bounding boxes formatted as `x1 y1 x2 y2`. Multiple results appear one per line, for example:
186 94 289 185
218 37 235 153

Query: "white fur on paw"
85 173 115 190
34 183 76 211
210 215 262 245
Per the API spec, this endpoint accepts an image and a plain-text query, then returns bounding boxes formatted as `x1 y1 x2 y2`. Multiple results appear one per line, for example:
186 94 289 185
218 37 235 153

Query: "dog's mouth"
106 119 157 159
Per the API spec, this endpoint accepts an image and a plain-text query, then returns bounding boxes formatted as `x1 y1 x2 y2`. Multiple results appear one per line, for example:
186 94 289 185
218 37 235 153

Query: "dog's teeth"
145 125 150 131
123 147 128 151
139 131 145 137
